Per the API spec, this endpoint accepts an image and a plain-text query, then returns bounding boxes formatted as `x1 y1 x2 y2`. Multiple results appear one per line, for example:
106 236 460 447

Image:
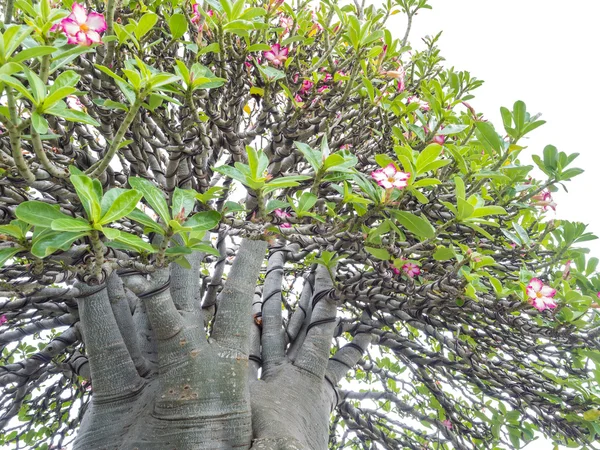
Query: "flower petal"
71 3 88 24
86 30 102 43
540 285 556 298
76 31 91 46
61 18 81 36
85 12 107 33
527 278 543 293
382 163 397 178
531 297 546 311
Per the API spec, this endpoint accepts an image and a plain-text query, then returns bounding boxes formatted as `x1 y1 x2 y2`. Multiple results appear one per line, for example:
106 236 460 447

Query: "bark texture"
71 241 362 450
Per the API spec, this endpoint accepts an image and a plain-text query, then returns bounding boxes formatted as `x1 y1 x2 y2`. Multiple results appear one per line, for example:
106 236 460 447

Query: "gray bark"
70 240 366 450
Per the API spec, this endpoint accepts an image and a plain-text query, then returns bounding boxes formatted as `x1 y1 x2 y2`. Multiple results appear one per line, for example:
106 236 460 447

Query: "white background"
400 0 600 258
390 2 600 448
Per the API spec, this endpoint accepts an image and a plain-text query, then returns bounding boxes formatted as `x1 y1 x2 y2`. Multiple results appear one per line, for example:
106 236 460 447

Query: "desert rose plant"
0 0 600 449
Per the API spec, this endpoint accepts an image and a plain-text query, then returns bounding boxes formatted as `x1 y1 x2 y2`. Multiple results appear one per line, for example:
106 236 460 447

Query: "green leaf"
365 246 391 260
475 122 502 153
44 104 100 126
11 45 56 63
31 230 88 258
0 247 23 268
415 144 443 174
70 174 102 222
169 13 188 40
50 218 93 232
101 227 121 240
114 231 155 253
188 242 221 256
0 74 36 103
23 66 46 103
171 188 197 220
183 211 221 231
294 141 322 172
583 409 600 422
390 211 435 239
41 86 77 110
433 247 455 261
99 190 143 225
471 205 507 218
136 12 158 40
31 111 49 134
15 201 71 227
128 177 170 225
126 208 165 235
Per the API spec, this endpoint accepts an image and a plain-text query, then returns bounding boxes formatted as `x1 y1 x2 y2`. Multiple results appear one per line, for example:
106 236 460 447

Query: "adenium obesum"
263 43 289 66
526 278 557 312
371 164 410 190
59 3 106 46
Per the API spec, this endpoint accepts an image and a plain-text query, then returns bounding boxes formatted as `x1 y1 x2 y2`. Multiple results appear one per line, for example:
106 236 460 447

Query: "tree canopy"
1 0 600 449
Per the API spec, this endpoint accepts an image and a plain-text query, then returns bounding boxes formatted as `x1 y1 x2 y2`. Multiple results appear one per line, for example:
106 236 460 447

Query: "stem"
89 230 105 278
102 0 119 66
31 129 68 178
155 230 172 268
3 0 14 23
6 90 35 183
86 98 143 178
39 54 51 83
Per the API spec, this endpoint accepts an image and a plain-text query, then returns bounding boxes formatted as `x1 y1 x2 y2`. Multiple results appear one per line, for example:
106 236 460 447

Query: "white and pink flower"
526 278 557 312
60 3 106 46
442 419 452 430
264 43 289 66
0 315 6 325
371 164 410 190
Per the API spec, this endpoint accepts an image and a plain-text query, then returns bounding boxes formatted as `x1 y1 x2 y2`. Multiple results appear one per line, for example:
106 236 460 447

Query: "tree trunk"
71 241 367 450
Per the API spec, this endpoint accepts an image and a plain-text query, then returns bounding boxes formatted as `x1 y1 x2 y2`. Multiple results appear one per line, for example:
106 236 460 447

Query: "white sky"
390 2 600 448
405 0 600 258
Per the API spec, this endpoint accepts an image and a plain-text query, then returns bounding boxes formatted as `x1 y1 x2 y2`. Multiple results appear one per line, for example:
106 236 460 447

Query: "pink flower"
60 3 106 46
191 4 201 23
279 15 294 32
371 164 410 190
442 419 452 430
526 278 557 312
0 315 6 325
402 262 420 278
294 94 303 103
263 43 289 66
323 73 333 83
317 85 329 94
340 144 352 150
299 79 314 95
274 209 291 219
532 190 557 212
433 134 445 145
66 95 84 111
424 126 445 145
406 96 430 111
280 223 291 229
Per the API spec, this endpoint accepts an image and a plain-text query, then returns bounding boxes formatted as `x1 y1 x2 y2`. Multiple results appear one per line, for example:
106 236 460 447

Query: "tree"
1 0 600 448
